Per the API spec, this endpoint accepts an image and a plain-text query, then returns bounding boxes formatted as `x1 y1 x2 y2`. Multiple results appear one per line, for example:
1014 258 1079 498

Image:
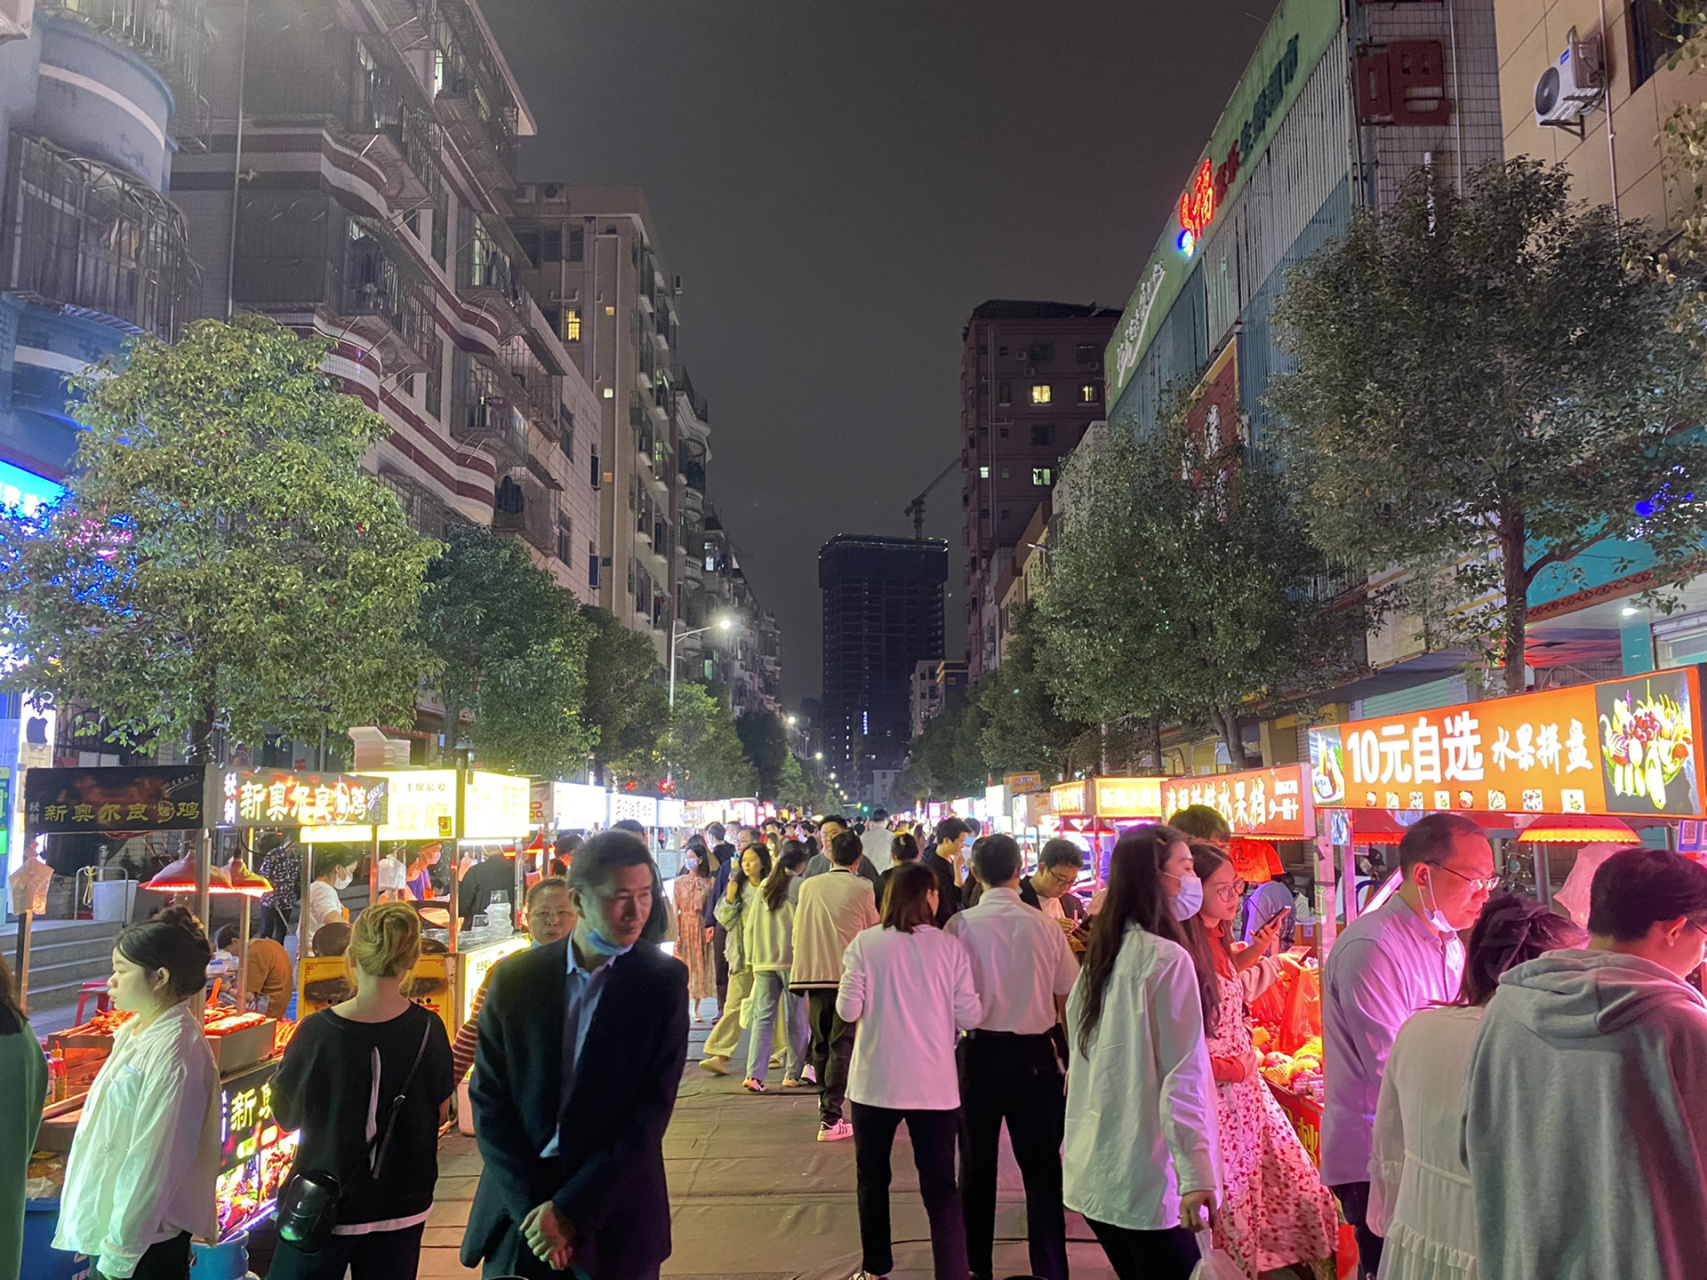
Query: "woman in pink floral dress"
673 843 717 1020
1181 842 1337 1278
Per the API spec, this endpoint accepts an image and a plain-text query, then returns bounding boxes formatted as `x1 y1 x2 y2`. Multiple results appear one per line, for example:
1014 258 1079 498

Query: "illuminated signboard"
371 770 458 840
1092 776 1165 819
0 459 63 517
215 1059 295 1239
24 765 209 834
610 792 658 826
1161 765 1308 838
1004 771 1047 795
1049 780 1088 816
551 780 608 830
218 768 388 829
658 797 685 827
1308 668 1706 817
465 771 530 839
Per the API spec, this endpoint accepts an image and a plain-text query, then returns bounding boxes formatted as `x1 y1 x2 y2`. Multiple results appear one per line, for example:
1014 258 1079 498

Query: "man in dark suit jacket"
922 817 972 926
463 830 689 1280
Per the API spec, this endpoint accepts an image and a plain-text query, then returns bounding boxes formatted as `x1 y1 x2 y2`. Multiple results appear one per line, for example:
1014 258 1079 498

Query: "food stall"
1043 776 1166 880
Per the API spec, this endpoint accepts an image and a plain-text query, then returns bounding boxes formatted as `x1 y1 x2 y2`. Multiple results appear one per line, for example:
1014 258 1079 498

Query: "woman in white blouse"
1063 824 1221 1280
55 906 220 1280
1369 893 1584 1280
837 860 981 1280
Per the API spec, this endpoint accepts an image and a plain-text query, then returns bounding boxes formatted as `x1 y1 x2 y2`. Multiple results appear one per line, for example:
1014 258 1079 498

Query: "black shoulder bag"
276 1020 433 1253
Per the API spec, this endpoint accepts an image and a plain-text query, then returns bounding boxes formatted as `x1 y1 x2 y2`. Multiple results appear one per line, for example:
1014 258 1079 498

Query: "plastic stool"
74 982 110 1026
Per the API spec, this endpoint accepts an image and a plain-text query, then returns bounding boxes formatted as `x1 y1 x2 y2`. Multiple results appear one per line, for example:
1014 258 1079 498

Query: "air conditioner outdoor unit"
1534 27 1604 128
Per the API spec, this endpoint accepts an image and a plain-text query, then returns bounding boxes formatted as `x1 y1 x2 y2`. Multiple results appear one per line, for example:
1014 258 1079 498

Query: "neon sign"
1177 160 1216 257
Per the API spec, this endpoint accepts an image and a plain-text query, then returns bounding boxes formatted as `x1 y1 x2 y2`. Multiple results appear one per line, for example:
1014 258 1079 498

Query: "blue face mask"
581 927 634 958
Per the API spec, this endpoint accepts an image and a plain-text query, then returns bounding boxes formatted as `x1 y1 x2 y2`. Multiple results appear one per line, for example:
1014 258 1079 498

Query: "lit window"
1031 384 1051 405
1000 467 1009 479
1033 467 1053 486
604 304 616 316
561 309 581 342
1080 383 1098 402
979 465 989 479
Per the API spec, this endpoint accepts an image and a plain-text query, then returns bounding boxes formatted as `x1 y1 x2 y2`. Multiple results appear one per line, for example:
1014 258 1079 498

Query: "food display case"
457 935 530 1021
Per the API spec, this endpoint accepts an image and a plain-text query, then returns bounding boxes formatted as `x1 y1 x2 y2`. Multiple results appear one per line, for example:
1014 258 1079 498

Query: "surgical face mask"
1164 870 1204 921
1419 870 1454 934
582 927 634 958
333 869 353 891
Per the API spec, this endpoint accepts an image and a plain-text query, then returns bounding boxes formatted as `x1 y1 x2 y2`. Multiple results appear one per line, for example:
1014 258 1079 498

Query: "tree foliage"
736 710 805 804
975 602 1088 783
416 525 592 777
580 606 665 780
906 684 991 801
607 682 756 800
0 315 437 758
1270 159 1707 693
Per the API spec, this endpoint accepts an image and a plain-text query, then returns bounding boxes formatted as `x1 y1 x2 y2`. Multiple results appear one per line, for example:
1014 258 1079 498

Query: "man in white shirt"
945 834 1079 1280
1321 812 1492 1279
860 808 893 875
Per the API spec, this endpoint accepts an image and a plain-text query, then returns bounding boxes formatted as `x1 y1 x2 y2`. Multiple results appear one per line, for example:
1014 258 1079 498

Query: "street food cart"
1042 776 1166 881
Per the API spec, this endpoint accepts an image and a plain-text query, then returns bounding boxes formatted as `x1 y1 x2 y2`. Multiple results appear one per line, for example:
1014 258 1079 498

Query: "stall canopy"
1309 667 1707 819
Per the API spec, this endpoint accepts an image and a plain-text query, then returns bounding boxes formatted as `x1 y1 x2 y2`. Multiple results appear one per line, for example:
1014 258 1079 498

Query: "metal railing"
40 0 204 100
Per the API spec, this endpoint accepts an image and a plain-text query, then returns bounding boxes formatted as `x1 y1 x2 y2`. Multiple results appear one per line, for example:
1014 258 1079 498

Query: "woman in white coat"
1063 824 1221 1280
838 861 981 1280
54 906 220 1280
1369 893 1584 1280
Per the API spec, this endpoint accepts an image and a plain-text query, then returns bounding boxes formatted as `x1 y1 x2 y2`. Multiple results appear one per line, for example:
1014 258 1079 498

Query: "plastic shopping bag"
1189 1236 1246 1280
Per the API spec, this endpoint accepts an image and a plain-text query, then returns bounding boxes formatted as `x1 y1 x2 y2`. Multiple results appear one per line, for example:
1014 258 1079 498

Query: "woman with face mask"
1179 843 1339 1278
1063 825 1221 1280
54 906 220 1280
306 848 360 954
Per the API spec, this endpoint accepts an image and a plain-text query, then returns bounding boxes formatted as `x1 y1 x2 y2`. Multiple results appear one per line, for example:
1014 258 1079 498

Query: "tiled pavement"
417 999 1124 1280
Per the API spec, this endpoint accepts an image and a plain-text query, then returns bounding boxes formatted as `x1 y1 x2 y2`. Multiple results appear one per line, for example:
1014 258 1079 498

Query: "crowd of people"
7 807 1707 1280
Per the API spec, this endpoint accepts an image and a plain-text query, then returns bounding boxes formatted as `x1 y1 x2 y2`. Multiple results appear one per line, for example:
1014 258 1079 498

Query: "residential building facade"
910 658 967 740
960 300 1119 679
820 534 948 788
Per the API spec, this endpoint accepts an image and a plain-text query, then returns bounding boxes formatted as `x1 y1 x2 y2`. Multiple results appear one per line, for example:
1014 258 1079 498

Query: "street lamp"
814 751 823 761
668 615 733 709
786 714 797 726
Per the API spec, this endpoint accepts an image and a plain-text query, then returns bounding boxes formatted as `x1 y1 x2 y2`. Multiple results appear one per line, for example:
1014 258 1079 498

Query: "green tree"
667 683 758 800
907 685 990 800
0 315 437 759
976 603 1086 782
1037 416 1349 765
735 711 802 803
1270 160 1707 694
580 606 665 780
416 525 593 777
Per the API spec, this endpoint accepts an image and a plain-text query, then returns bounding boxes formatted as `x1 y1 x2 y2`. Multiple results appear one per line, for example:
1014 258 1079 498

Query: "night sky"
480 0 1281 705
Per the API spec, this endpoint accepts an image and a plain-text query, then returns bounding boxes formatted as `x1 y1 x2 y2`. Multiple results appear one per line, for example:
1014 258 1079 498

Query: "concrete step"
4 919 122 1012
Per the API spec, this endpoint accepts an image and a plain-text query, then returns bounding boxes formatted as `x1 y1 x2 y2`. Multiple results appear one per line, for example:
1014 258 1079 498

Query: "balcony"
499 341 561 433
492 473 554 554
680 456 706 495
461 221 524 336
2 134 196 338
340 231 432 375
41 0 204 118
429 0 520 191
354 112 440 214
450 355 529 469
376 468 448 539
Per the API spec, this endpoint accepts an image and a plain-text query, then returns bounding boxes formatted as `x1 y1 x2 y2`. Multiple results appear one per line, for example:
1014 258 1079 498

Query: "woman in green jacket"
0 953 47 1280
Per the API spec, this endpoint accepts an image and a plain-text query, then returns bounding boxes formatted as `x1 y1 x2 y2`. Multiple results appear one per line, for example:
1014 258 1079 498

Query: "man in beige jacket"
791 830 879 1141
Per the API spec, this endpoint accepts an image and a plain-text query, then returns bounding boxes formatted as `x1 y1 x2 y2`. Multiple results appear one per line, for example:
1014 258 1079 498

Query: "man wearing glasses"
1320 812 1495 1279
1018 838 1087 927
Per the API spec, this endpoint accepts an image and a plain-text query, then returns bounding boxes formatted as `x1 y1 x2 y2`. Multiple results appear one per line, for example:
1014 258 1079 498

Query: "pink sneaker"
742 1077 765 1093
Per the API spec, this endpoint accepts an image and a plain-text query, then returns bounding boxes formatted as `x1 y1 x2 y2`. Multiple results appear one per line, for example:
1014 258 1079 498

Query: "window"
1027 343 1053 364
1631 0 1696 89
1080 383 1100 403
999 427 1009 438
1030 423 1054 447
568 229 584 261
543 228 562 261
560 308 581 342
1033 467 1054 486
588 545 600 588
998 346 1008 357
589 451 601 490
979 465 990 479
1000 467 1010 479
1076 342 1100 365
997 382 1011 405
1030 384 1052 405
515 229 540 267
557 528 572 564
425 357 441 420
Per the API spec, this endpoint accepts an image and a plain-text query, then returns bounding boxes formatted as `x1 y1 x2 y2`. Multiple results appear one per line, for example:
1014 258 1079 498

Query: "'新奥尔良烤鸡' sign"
217 768 389 829
1308 668 1705 817
25 766 210 834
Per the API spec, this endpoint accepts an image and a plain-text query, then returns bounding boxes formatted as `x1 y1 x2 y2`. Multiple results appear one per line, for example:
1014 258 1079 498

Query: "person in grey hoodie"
1462 845 1707 1280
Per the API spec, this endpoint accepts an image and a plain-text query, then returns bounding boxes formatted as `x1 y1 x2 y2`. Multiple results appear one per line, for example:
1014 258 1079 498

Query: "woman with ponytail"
1062 825 1221 1280
268 902 453 1280
54 906 220 1280
1368 892 1585 1280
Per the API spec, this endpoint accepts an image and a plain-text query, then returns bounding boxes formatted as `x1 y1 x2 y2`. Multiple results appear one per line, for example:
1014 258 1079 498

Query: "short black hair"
973 834 1023 886
214 924 240 950
1168 805 1231 843
1397 812 1487 874
1038 838 1085 873
118 905 214 999
570 830 654 892
313 846 360 879
611 818 647 835
935 817 971 845
705 822 727 842
831 829 864 866
821 814 848 829
871 808 888 822
1589 846 1707 940
554 832 582 858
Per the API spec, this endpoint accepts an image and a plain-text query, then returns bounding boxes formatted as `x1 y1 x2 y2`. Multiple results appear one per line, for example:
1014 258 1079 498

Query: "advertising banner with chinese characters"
1049 780 1089 817
1093 776 1165 820
609 792 659 827
216 1058 293 1240
1308 667 1706 817
372 770 458 841
24 765 210 834
217 768 388 829
1161 765 1309 838
464 771 530 839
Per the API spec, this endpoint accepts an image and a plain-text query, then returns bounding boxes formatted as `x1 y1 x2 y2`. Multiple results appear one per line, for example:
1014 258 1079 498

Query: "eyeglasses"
1211 881 1246 901
1044 869 1076 888
1429 862 1501 893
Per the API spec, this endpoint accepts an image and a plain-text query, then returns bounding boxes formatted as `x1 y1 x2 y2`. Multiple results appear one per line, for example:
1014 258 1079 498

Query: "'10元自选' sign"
1308 668 1706 817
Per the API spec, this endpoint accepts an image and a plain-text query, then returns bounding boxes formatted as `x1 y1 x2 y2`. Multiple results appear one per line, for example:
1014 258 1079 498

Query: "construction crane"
905 458 960 544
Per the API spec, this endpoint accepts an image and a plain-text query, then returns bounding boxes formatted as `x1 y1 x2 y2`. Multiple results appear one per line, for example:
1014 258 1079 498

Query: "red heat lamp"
144 857 273 898
1516 814 1641 845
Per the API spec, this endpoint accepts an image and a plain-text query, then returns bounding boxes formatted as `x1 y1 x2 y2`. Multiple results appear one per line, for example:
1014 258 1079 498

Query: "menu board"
215 1059 294 1241
1161 765 1308 838
1309 667 1706 817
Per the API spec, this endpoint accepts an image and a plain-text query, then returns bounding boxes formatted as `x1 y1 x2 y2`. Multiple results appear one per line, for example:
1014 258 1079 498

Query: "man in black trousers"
944 834 1079 1280
462 830 689 1280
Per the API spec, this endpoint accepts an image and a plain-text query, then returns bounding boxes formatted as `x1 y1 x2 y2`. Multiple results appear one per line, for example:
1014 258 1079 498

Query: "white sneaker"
853 1271 888 1280
817 1118 853 1142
